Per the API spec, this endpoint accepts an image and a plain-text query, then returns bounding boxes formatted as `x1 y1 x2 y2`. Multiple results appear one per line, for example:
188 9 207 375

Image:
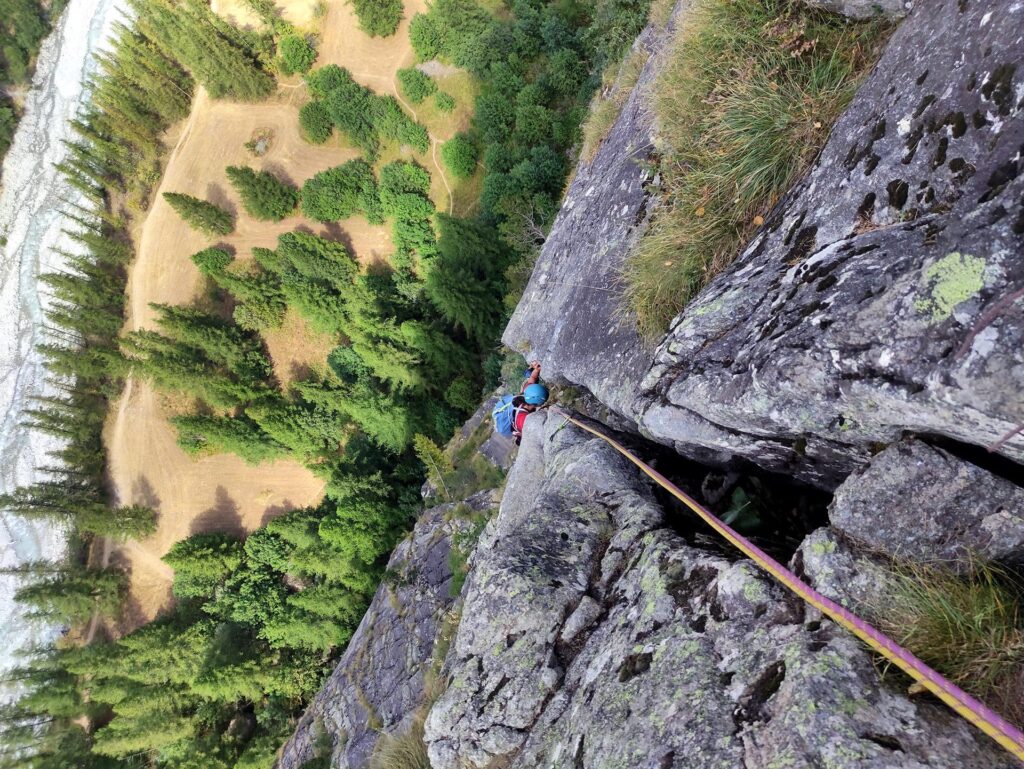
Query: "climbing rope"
549 406 1024 763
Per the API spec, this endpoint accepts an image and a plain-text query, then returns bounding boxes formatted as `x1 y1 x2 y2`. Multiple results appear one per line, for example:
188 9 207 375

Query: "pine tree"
173 413 288 464
424 215 512 345
134 0 274 102
163 191 234 235
226 165 299 221
11 564 124 624
191 246 286 329
162 533 243 598
413 433 452 499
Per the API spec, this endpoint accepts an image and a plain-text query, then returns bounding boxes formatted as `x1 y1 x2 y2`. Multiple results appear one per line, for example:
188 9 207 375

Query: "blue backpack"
491 395 519 437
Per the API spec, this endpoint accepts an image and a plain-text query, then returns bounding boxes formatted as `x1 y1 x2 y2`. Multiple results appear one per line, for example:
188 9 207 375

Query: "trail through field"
318 0 457 212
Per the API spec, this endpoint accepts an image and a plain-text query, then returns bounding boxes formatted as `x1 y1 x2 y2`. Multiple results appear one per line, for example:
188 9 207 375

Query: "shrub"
301 160 382 222
434 91 455 112
409 13 443 60
370 95 429 152
324 80 380 159
163 192 234 235
299 100 333 143
441 134 478 179
226 165 300 221
278 34 317 75
397 67 436 104
350 0 403 38
513 103 552 145
379 160 431 212
305 64 351 98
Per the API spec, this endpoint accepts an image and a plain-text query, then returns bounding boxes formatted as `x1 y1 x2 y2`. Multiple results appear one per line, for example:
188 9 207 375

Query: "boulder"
423 413 1012 768
802 0 909 19
829 440 1024 565
273 493 495 769
635 0 1024 487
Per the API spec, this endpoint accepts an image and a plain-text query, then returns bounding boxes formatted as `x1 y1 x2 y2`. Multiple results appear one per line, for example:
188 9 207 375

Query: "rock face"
797 437 1024 612
273 495 493 769
501 6 667 421
636 0 1024 487
423 413 1011 768
802 0 909 19
828 440 1024 565
505 0 1024 489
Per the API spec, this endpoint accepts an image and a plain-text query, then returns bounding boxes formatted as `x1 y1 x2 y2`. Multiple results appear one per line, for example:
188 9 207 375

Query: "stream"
0 0 129 687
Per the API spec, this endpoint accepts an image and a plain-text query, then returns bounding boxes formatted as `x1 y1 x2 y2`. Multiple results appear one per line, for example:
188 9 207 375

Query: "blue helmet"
523 383 549 405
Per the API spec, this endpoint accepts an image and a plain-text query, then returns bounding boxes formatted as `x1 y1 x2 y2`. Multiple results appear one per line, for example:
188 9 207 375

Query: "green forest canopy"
1 1 665 767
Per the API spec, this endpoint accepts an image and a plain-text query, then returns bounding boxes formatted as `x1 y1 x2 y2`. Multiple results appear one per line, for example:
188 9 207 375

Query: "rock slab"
273 497 491 769
637 0 1024 487
424 413 1011 768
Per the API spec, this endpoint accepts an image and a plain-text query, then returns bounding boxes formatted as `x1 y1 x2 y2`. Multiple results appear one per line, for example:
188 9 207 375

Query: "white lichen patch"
914 251 986 322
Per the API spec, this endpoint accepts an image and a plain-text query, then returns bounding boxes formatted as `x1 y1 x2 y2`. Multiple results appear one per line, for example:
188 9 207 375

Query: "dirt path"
318 0 456 212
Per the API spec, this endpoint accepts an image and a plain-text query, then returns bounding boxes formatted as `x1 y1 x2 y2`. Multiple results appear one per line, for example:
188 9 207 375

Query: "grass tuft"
369 712 430 769
868 558 1024 728
580 47 649 164
624 0 892 337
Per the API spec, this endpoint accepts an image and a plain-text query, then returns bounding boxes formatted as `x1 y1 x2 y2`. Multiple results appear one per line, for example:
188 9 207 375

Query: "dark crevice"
902 125 924 164
783 211 807 245
886 180 909 210
573 734 585 769
483 675 510 708
980 63 1017 115
785 226 818 264
917 434 1024 490
618 651 654 682
978 159 1020 204
861 732 904 752
912 94 935 118
733 661 786 728
857 192 876 220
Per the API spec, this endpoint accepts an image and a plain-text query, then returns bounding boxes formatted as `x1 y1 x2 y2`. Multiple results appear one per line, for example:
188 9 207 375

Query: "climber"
491 360 549 445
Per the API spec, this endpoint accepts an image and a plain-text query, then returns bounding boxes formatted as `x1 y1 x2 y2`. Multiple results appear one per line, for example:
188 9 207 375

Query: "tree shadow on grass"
260 499 296 528
205 182 238 219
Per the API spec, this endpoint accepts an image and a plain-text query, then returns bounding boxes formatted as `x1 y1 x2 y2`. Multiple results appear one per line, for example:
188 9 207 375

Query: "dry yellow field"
104 0 452 631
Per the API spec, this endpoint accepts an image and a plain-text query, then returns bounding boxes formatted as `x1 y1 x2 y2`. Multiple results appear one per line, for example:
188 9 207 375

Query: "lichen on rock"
422 415 1012 768
914 252 987 322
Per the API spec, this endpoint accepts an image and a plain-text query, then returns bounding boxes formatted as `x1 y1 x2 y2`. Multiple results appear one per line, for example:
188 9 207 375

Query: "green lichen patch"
914 252 986 322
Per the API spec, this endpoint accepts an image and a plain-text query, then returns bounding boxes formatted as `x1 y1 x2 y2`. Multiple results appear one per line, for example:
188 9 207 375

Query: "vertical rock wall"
505 0 1024 489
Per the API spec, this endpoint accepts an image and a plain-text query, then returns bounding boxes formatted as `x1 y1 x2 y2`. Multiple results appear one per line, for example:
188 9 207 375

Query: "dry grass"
868 559 1024 728
578 0 676 163
369 711 430 769
580 46 650 164
624 0 892 338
